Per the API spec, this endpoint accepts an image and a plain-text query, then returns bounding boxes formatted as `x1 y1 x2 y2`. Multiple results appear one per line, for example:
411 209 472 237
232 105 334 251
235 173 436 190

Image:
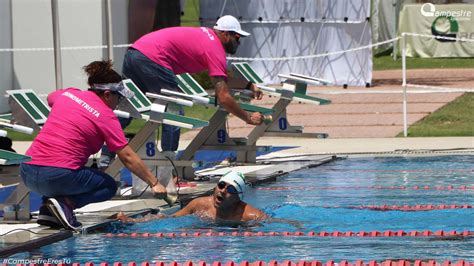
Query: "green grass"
397 93 474 137
181 0 200 27
374 51 474 71
3 129 37 141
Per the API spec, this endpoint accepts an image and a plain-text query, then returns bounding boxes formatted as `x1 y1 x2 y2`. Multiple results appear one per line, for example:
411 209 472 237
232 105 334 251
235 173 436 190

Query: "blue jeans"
122 48 182 152
20 163 117 209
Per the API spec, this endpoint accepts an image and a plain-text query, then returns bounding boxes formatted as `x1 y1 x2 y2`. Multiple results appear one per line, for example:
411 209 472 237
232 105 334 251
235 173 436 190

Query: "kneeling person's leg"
66 167 118 209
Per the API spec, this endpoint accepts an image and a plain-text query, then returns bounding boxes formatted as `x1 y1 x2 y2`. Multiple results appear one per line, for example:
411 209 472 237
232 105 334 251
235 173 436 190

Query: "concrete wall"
1 0 127 112
0 0 13 113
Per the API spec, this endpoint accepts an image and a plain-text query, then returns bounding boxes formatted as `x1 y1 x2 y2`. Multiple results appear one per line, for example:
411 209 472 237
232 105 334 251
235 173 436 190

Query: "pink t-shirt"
132 27 227 77
26 88 128 170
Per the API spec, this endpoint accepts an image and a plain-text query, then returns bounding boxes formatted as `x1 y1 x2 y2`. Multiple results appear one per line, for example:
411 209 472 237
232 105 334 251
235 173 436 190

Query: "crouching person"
20 60 167 231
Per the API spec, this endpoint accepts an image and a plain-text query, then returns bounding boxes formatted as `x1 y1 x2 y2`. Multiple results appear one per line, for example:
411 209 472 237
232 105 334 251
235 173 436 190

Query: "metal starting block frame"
232 62 331 139
162 73 277 179
0 112 33 221
0 150 31 221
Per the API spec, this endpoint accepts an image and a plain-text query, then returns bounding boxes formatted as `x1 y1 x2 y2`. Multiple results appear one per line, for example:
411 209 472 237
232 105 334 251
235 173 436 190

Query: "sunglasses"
229 31 241 42
217 181 240 194
111 91 124 101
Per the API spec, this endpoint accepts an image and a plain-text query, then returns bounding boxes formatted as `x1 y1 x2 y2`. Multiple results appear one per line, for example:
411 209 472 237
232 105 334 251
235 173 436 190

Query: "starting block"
233 62 331 138
0 150 31 221
0 118 33 221
162 73 277 179
105 79 209 185
6 89 50 131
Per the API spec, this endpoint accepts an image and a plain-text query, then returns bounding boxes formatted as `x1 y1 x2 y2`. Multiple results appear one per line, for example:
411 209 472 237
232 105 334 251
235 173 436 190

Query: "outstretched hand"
250 83 263 100
248 112 264 125
151 182 167 199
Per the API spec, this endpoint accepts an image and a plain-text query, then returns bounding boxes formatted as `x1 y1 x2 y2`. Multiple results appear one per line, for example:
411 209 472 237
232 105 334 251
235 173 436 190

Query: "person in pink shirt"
99 15 264 168
20 60 167 231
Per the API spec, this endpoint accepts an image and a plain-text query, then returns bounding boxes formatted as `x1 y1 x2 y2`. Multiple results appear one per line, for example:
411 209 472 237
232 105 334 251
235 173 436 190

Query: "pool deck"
1 136 473 257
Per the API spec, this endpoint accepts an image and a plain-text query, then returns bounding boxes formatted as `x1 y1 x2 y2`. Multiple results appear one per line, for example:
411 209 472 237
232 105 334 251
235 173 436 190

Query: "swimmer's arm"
266 217 304 229
244 206 303 228
171 198 198 217
116 211 166 223
117 198 201 223
243 206 270 222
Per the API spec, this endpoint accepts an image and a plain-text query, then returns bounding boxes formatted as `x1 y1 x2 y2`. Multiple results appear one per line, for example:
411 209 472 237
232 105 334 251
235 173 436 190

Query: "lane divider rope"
104 230 473 238
344 204 472 211
257 185 474 191
18 260 473 266
307 169 473 173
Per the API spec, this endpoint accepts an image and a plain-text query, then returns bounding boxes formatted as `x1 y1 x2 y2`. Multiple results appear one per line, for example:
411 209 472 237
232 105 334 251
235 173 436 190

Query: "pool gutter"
0 230 72 258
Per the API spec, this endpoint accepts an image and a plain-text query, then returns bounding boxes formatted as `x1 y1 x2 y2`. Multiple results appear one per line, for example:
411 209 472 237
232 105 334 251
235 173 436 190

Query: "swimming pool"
9 155 474 263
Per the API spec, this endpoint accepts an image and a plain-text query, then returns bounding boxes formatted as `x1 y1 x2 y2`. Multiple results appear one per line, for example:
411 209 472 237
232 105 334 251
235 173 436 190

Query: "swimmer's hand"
116 211 131 223
116 211 168 223
267 218 304 230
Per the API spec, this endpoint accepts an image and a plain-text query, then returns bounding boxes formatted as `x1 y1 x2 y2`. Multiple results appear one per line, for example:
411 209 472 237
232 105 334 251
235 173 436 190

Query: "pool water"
11 155 474 262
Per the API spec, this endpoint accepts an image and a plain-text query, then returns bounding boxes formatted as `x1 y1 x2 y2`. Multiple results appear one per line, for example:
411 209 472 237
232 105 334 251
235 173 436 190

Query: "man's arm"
242 204 303 229
212 76 263 125
117 197 200 223
226 76 263 100
171 197 200 217
242 204 269 222
116 145 167 197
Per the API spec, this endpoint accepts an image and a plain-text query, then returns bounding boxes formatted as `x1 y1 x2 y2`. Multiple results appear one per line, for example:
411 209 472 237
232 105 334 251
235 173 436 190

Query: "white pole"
105 0 113 61
51 0 63 89
401 32 408 137
392 0 398 60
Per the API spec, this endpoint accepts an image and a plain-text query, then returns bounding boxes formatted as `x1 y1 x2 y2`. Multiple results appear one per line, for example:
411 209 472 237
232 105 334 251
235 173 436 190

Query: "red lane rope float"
28 260 473 266
323 169 473 173
104 230 473 238
344 204 472 211
257 185 474 191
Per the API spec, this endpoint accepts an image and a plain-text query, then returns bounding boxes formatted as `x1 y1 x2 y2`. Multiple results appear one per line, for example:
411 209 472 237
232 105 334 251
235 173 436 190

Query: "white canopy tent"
200 0 373 86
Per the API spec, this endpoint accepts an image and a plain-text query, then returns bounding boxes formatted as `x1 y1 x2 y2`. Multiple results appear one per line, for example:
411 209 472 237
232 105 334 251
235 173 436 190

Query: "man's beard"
224 39 239 54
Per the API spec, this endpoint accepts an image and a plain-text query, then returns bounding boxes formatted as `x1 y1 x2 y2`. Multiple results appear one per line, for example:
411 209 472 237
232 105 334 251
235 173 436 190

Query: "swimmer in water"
118 171 267 225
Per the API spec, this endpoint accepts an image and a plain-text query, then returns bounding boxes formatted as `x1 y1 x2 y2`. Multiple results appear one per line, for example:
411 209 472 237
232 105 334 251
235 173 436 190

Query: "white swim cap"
219 171 248 200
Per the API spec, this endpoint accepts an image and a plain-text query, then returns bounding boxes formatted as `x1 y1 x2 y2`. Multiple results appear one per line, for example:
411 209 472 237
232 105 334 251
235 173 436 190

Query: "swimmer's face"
213 181 240 208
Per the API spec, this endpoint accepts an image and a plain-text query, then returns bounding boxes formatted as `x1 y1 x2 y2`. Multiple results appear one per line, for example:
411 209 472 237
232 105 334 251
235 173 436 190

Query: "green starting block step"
177 73 273 115
232 62 265 84
143 111 208 129
206 97 273 115
163 112 208 129
7 89 50 126
275 90 332 105
0 150 31 165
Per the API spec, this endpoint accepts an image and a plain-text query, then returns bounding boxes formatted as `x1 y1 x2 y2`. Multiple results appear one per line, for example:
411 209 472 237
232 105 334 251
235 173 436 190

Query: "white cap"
213 15 250 37
219 171 248 200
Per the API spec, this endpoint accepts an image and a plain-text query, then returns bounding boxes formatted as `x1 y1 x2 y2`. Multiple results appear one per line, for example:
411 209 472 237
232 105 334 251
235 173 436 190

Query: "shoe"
37 205 62 228
47 198 82 231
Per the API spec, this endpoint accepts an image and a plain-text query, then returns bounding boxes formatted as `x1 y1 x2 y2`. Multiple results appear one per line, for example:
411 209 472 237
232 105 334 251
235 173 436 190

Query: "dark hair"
83 60 121 87
0 136 16 153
